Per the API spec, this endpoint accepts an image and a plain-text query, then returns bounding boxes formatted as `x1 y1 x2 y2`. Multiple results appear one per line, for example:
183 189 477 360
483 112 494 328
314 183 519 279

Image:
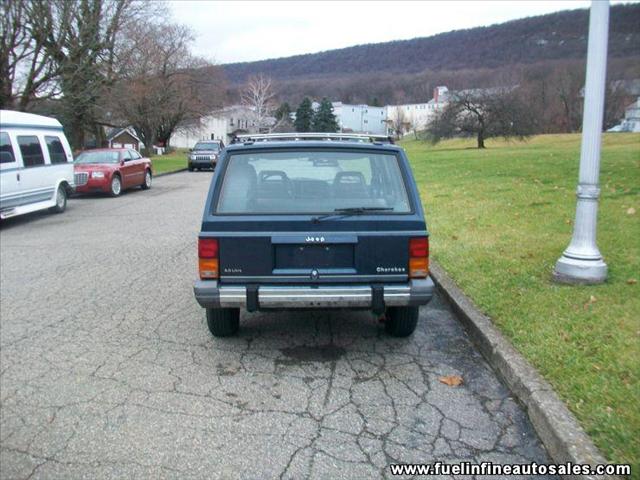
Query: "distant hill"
222 4 640 96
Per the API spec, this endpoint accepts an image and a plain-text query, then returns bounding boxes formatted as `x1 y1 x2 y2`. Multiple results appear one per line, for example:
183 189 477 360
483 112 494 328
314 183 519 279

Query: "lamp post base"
553 255 608 285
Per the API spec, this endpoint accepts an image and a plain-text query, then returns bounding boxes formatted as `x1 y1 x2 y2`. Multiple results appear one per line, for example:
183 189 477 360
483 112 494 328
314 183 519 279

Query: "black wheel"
206 308 240 337
49 185 67 213
385 306 419 337
141 169 152 189
110 175 122 197
188 165 194 171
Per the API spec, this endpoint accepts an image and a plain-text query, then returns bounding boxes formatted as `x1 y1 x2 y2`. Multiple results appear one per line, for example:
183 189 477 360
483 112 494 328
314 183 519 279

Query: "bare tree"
603 81 632 130
552 65 584 133
36 0 160 148
108 22 225 154
0 0 63 109
424 88 535 148
389 107 407 139
240 74 277 132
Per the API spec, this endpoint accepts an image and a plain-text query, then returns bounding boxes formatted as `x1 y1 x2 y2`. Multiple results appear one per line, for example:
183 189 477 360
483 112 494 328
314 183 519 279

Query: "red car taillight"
409 237 429 278
198 238 219 279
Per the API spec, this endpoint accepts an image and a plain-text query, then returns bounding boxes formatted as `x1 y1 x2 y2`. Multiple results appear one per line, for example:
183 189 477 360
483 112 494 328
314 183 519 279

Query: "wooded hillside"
221 4 640 104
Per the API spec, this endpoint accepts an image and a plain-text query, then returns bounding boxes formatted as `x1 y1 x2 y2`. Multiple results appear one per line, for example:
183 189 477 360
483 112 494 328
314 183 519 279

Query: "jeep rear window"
216 150 411 214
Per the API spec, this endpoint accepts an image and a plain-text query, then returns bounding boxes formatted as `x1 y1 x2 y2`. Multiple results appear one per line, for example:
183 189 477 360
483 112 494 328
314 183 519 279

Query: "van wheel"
206 308 240 337
385 306 419 337
110 175 122 197
141 170 152 189
49 186 67 213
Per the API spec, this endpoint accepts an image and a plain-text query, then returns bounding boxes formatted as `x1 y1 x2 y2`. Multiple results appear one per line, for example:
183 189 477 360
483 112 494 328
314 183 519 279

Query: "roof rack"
231 132 395 145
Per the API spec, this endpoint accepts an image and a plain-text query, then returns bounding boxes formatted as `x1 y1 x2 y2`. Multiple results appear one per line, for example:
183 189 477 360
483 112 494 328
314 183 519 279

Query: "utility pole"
554 0 609 284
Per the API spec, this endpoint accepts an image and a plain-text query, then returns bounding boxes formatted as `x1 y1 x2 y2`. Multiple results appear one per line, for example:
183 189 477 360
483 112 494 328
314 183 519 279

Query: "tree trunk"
94 124 106 148
69 117 85 151
477 130 485 149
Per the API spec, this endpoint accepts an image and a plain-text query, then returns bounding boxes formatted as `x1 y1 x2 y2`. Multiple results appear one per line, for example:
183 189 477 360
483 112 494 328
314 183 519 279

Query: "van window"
45 136 68 164
17 136 45 168
0 132 15 164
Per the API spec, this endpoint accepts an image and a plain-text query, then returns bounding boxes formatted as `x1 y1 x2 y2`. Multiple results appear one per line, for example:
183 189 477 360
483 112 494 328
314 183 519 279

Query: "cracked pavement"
0 172 555 479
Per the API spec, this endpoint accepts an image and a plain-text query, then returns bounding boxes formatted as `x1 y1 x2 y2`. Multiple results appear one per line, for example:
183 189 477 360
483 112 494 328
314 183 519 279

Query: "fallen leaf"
583 295 597 310
627 279 637 285
439 375 463 387
627 207 636 215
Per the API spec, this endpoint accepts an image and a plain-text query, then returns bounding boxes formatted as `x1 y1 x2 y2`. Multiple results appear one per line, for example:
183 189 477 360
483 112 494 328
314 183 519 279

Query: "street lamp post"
553 0 609 285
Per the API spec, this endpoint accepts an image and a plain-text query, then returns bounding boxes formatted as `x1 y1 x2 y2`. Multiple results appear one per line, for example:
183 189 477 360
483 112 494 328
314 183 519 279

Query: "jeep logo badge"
305 236 325 243
310 269 319 280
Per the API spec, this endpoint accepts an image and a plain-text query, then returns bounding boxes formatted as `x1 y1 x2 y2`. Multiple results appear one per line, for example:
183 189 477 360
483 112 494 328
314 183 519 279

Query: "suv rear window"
216 150 411 214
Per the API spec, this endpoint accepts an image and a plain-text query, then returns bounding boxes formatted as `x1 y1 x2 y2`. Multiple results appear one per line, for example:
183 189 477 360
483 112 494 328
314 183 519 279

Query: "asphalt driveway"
0 172 553 479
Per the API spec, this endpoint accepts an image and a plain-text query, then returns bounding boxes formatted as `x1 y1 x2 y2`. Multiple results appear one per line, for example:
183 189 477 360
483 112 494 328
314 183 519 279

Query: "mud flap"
371 285 385 315
246 284 259 312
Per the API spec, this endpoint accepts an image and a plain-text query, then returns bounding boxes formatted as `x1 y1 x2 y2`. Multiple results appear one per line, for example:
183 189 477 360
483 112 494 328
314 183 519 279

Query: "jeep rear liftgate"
215 232 416 284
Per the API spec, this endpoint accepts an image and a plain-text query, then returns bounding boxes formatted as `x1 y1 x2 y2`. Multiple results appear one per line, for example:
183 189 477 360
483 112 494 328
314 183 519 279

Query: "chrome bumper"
193 278 434 310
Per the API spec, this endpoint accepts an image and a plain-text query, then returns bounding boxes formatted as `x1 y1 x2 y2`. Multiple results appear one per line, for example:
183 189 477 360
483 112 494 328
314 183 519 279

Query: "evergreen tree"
275 102 292 121
294 97 313 132
312 98 339 132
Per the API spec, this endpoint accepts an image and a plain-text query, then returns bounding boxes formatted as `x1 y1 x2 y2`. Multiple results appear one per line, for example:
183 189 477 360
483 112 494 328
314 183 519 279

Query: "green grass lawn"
401 133 639 471
151 148 189 174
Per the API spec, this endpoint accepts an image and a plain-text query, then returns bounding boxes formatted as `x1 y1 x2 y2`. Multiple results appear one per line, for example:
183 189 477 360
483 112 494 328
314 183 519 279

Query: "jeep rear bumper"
193 278 434 311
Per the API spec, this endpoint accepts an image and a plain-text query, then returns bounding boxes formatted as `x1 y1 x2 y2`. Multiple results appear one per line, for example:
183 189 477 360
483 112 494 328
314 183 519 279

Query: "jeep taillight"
198 238 219 279
409 237 429 278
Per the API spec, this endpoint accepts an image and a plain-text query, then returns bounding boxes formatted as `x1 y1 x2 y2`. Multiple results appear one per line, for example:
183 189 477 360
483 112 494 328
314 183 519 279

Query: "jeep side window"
45 136 68 164
0 132 16 164
17 135 45 168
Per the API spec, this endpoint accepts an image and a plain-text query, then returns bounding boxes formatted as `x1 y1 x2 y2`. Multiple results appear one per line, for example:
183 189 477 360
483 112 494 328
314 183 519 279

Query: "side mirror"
120 159 125 166
188 148 193 152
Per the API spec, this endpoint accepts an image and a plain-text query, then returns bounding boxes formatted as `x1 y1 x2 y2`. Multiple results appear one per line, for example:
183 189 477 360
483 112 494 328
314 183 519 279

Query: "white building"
332 102 388 135
608 97 640 132
170 106 262 148
386 86 449 135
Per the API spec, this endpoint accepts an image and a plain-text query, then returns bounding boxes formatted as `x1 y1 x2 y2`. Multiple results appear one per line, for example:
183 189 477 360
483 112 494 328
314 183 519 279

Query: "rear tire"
206 308 240 337
49 185 67 213
385 306 419 337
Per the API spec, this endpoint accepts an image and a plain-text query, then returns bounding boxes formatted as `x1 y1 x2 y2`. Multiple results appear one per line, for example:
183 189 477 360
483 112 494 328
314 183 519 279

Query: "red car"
74 148 153 196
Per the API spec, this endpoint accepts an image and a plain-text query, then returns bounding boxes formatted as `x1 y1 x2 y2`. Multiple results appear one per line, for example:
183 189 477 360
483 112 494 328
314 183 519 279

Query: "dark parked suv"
193 133 434 337
188 140 224 171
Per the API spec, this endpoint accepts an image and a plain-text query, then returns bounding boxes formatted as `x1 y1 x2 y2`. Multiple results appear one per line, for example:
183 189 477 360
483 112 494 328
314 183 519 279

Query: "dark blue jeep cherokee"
193 133 434 337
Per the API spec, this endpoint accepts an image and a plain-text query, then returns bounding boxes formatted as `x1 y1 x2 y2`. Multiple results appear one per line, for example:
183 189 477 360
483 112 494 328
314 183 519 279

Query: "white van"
0 110 75 219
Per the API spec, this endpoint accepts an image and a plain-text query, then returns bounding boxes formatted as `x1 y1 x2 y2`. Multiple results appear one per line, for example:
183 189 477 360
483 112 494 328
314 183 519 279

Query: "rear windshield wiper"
312 207 394 223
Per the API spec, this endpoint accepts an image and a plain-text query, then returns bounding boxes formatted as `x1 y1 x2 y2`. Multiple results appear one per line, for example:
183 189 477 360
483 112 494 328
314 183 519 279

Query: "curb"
429 260 616 480
155 168 188 178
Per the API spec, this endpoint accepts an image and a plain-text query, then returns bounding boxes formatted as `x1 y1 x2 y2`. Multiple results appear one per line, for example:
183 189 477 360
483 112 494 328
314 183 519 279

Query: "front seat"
333 171 369 198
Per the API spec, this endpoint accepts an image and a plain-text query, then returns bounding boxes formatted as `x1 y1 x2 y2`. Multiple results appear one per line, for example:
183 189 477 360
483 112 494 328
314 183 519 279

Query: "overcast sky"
168 1 634 64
